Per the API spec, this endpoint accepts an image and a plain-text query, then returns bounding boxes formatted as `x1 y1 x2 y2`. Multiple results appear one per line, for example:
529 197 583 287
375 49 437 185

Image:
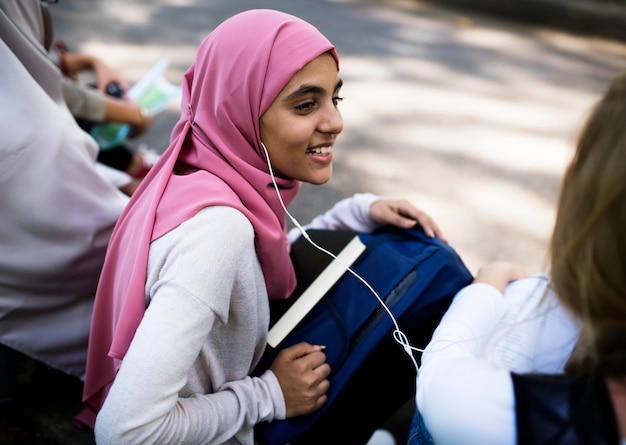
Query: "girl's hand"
473 261 527 293
370 199 447 242
91 57 129 94
62 52 130 93
271 343 330 418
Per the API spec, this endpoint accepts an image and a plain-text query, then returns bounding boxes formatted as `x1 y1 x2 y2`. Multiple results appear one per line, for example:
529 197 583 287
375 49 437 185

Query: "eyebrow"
284 78 344 101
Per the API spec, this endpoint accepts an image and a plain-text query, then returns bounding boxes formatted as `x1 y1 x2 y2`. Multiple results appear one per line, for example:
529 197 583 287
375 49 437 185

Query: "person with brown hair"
412 71 626 444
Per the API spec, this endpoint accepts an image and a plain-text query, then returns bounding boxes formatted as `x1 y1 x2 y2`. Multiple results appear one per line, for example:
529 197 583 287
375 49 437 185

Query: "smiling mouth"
306 146 331 155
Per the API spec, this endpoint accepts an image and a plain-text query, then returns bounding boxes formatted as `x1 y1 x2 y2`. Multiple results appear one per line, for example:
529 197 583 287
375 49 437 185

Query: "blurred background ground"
423 0 626 43
2 0 625 444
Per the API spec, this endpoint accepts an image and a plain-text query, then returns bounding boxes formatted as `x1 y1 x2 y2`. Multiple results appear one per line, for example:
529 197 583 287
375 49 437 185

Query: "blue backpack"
254 225 473 445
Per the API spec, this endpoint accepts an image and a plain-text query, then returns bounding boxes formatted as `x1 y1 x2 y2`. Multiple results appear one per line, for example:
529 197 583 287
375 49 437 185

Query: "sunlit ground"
52 0 626 275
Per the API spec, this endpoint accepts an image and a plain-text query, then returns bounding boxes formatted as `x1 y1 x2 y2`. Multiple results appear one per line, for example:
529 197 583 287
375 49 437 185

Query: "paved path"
8 1 625 444
52 0 626 276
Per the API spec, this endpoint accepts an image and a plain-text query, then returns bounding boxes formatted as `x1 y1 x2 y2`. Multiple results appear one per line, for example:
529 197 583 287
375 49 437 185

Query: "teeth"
308 146 331 155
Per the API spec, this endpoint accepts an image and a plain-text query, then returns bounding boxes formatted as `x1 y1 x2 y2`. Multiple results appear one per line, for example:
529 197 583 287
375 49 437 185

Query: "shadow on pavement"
0 347 94 445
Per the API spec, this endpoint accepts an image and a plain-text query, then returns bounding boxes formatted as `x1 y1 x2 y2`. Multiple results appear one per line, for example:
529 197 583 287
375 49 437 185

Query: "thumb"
277 342 325 362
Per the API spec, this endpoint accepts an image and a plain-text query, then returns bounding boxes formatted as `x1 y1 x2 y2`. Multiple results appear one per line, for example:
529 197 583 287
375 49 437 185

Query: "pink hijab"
81 9 339 422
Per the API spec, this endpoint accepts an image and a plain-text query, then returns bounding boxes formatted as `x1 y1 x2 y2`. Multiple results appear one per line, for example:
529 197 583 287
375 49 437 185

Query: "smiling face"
260 52 343 185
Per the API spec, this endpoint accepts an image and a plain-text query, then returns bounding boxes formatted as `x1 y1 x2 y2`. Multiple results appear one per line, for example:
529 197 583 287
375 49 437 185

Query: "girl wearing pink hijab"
82 9 444 444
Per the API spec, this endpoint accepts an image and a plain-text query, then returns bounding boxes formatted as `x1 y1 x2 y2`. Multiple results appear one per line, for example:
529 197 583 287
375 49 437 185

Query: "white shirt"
96 193 383 445
416 274 581 444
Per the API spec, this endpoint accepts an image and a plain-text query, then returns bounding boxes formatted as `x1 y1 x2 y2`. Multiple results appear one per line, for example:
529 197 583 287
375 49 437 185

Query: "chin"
308 171 333 185
297 166 332 185
302 175 331 186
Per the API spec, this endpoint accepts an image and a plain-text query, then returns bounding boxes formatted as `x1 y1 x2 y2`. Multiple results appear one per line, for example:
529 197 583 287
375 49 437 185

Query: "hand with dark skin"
103 97 154 138
370 198 447 242
270 342 331 418
118 179 141 197
62 52 130 94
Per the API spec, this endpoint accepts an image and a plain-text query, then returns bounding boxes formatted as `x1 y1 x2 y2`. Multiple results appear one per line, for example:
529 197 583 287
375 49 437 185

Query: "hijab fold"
82 9 339 422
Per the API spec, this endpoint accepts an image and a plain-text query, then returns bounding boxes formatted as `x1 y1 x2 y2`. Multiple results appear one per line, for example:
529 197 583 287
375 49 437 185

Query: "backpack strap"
512 372 620 445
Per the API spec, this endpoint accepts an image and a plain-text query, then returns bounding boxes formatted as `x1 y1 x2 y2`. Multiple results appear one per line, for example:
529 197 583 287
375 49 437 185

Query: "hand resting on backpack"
270 342 331 418
369 199 447 242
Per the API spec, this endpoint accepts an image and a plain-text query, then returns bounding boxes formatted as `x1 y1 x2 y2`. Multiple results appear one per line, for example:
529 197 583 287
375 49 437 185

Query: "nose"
319 104 343 136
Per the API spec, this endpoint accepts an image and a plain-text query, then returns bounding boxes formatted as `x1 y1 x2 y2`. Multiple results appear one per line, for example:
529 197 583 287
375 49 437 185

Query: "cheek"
278 125 308 148
260 114 288 147
263 118 308 150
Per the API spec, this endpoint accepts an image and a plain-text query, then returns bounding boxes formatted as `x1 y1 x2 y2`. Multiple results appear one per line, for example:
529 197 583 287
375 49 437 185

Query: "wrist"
134 106 150 126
